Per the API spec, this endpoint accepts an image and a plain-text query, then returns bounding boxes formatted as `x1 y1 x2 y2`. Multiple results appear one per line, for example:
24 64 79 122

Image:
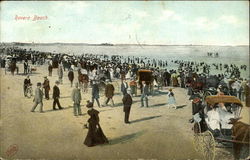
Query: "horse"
78 73 89 93
229 118 250 160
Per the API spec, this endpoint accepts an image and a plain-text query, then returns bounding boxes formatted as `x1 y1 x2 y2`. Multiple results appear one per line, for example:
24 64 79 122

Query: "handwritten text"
15 15 48 21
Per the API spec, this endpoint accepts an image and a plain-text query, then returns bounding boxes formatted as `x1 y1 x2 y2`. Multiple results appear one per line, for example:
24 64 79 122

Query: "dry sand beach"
1 0 249 159
0 63 249 160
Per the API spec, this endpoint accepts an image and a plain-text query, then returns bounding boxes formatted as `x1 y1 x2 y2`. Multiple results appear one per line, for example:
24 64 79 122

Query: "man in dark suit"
121 79 128 95
23 75 31 97
48 64 53 76
23 60 28 75
43 76 50 100
104 80 115 107
53 80 63 110
68 68 74 87
122 88 133 124
91 80 100 107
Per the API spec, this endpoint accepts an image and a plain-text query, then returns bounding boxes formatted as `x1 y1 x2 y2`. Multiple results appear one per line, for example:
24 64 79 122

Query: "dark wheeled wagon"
137 69 154 94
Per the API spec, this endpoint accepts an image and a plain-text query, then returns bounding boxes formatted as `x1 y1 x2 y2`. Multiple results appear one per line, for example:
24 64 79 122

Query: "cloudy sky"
1 1 249 45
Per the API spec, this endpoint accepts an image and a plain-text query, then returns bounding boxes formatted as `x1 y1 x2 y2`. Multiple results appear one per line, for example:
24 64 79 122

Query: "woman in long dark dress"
84 101 109 147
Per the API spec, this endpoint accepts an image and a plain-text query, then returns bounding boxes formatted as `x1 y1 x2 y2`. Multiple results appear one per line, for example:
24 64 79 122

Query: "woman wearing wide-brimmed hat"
83 101 109 147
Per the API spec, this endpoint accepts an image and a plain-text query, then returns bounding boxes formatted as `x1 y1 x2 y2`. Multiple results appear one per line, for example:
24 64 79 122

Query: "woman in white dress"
167 88 177 109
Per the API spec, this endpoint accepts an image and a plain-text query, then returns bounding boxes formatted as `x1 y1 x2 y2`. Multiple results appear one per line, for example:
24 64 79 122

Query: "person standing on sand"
23 75 31 97
167 88 177 109
52 80 63 110
23 59 28 75
83 101 109 147
58 64 63 84
141 81 149 107
121 79 128 95
122 88 133 124
104 79 115 107
91 80 101 107
48 60 53 76
10 61 16 76
43 76 50 100
68 68 74 87
31 82 44 113
71 82 82 116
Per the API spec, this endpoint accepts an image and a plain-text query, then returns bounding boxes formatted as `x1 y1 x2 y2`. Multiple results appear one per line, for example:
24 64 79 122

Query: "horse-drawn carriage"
137 69 154 94
193 95 249 160
188 73 231 103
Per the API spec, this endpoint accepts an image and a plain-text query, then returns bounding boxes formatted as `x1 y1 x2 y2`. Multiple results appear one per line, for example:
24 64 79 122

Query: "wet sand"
0 63 249 159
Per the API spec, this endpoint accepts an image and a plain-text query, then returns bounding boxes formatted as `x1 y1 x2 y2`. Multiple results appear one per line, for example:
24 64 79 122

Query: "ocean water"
18 44 249 78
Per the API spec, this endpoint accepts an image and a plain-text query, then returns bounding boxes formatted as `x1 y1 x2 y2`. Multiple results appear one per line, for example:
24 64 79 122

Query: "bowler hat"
37 82 42 86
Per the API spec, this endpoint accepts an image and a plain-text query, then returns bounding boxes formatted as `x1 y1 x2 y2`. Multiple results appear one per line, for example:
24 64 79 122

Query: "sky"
0 1 249 45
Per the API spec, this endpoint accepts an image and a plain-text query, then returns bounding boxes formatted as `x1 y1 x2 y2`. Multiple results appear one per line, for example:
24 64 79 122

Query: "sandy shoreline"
0 63 249 159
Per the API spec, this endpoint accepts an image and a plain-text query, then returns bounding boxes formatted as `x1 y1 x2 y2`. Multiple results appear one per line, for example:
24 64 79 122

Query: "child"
167 88 177 109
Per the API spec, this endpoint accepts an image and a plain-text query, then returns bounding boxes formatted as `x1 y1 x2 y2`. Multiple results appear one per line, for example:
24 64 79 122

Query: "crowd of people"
1 45 249 147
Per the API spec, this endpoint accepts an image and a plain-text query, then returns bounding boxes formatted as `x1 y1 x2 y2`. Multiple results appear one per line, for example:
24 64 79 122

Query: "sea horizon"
0 42 249 47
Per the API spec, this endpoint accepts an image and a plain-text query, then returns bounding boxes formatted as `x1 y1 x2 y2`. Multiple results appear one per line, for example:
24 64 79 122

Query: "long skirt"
167 96 176 105
84 123 108 147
